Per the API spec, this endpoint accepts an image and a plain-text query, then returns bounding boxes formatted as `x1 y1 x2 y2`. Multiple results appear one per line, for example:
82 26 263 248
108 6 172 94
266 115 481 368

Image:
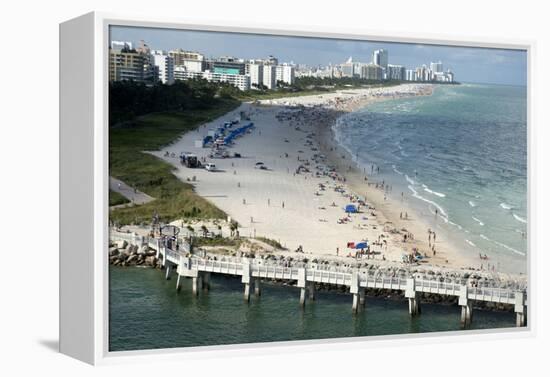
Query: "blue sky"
110 26 527 86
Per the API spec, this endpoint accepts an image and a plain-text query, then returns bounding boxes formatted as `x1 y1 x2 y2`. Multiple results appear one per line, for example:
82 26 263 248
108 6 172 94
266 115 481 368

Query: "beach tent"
345 204 357 213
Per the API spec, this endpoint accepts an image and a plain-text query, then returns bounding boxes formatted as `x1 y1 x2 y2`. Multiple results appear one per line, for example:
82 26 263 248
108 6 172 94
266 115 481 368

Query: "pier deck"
111 231 527 328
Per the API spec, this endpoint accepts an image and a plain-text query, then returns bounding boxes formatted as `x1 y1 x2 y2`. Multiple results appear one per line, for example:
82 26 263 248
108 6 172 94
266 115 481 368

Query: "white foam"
472 216 484 226
500 202 512 210
493 240 526 256
468 200 476 207
465 239 476 247
405 174 415 185
408 184 448 222
513 213 527 224
478 234 525 256
422 184 446 198
392 164 403 175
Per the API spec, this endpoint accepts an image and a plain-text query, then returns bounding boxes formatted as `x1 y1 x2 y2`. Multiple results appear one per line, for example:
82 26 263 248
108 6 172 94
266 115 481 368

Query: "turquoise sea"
334 84 527 273
109 266 516 351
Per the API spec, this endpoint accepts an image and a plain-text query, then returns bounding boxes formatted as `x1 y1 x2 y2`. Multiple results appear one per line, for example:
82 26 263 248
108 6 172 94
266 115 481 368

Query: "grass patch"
109 98 240 225
109 190 130 206
255 237 286 250
193 236 243 248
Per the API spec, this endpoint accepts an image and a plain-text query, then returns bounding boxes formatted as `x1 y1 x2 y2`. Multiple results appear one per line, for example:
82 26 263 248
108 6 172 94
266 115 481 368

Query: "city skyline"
111 26 527 86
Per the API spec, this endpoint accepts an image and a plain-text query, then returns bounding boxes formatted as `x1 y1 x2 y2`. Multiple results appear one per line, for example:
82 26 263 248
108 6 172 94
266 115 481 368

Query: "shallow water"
109 266 516 351
333 84 527 273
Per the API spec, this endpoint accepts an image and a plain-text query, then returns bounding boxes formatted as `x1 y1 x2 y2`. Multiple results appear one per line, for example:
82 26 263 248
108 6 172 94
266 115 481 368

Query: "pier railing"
109 232 528 327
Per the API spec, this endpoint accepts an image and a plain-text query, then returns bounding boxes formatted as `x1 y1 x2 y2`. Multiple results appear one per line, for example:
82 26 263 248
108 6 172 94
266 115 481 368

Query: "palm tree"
229 221 239 238
201 225 208 238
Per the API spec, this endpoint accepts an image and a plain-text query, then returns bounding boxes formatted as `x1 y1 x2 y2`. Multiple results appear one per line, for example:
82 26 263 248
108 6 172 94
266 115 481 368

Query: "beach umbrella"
355 242 368 249
345 204 357 213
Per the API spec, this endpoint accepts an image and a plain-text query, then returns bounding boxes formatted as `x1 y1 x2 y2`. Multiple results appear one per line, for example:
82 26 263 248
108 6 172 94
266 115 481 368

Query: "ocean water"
333 84 527 273
109 266 515 351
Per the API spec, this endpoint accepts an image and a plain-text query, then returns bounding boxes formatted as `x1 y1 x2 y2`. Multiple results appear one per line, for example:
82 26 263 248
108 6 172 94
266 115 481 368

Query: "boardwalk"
111 230 528 328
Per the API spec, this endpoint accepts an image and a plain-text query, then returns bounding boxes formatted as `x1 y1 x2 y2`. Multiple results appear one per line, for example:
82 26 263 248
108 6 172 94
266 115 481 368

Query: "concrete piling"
308 283 316 301
192 274 202 296
244 283 251 302
299 287 306 308
359 288 365 308
254 278 261 296
203 272 211 292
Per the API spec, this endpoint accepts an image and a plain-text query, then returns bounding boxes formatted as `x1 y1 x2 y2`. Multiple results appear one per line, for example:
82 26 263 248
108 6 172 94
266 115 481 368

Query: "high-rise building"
152 50 174 85
387 64 406 80
276 64 295 85
202 71 250 91
109 40 157 83
262 65 277 89
430 61 443 73
372 49 388 69
109 49 147 82
169 49 205 73
212 56 246 75
248 63 264 89
405 69 417 81
111 40 133 51
361 64 383 80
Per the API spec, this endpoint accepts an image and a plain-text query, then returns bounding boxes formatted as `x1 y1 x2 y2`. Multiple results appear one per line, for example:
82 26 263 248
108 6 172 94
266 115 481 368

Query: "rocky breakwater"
109 240 162 268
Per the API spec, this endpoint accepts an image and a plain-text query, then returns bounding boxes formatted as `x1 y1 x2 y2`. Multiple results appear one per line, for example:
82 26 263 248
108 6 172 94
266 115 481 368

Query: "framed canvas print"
59 12 533 365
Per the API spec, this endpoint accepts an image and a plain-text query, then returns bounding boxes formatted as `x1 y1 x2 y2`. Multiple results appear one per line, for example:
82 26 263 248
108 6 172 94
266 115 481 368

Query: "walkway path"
110 176 154 206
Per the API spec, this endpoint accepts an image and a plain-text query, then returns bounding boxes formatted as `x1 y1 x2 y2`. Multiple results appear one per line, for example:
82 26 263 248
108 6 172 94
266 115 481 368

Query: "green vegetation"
109 79 223 126
109 80 240 225
193 236 243 248
109 190 130 206
108 76 403 226
215 77 402 102
255 237 286 250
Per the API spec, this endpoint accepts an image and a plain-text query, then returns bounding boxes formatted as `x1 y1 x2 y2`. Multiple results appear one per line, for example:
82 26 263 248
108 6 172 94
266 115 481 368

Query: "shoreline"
311 86 479 271
145 83 525 281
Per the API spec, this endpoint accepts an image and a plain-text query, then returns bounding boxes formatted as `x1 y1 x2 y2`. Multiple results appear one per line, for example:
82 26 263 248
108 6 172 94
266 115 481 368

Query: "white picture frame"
59 11 535 365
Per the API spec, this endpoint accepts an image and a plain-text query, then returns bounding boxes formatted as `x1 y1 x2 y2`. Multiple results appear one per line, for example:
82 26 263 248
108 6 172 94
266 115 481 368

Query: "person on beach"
243 198 246 205
282 201 285 209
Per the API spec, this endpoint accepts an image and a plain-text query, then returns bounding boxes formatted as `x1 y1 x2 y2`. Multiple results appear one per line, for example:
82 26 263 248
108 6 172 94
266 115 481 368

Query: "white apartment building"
361 64 383 80
203 70 250 91
262 65 276 89
248 63 264 88
406 69 417 81
152 50 174 85
275 64 295 85
387 64 406 80
169 49 205 73
172 69 250 91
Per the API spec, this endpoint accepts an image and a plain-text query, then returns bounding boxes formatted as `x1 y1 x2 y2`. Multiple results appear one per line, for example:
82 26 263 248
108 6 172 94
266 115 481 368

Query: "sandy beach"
153 84 495 273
